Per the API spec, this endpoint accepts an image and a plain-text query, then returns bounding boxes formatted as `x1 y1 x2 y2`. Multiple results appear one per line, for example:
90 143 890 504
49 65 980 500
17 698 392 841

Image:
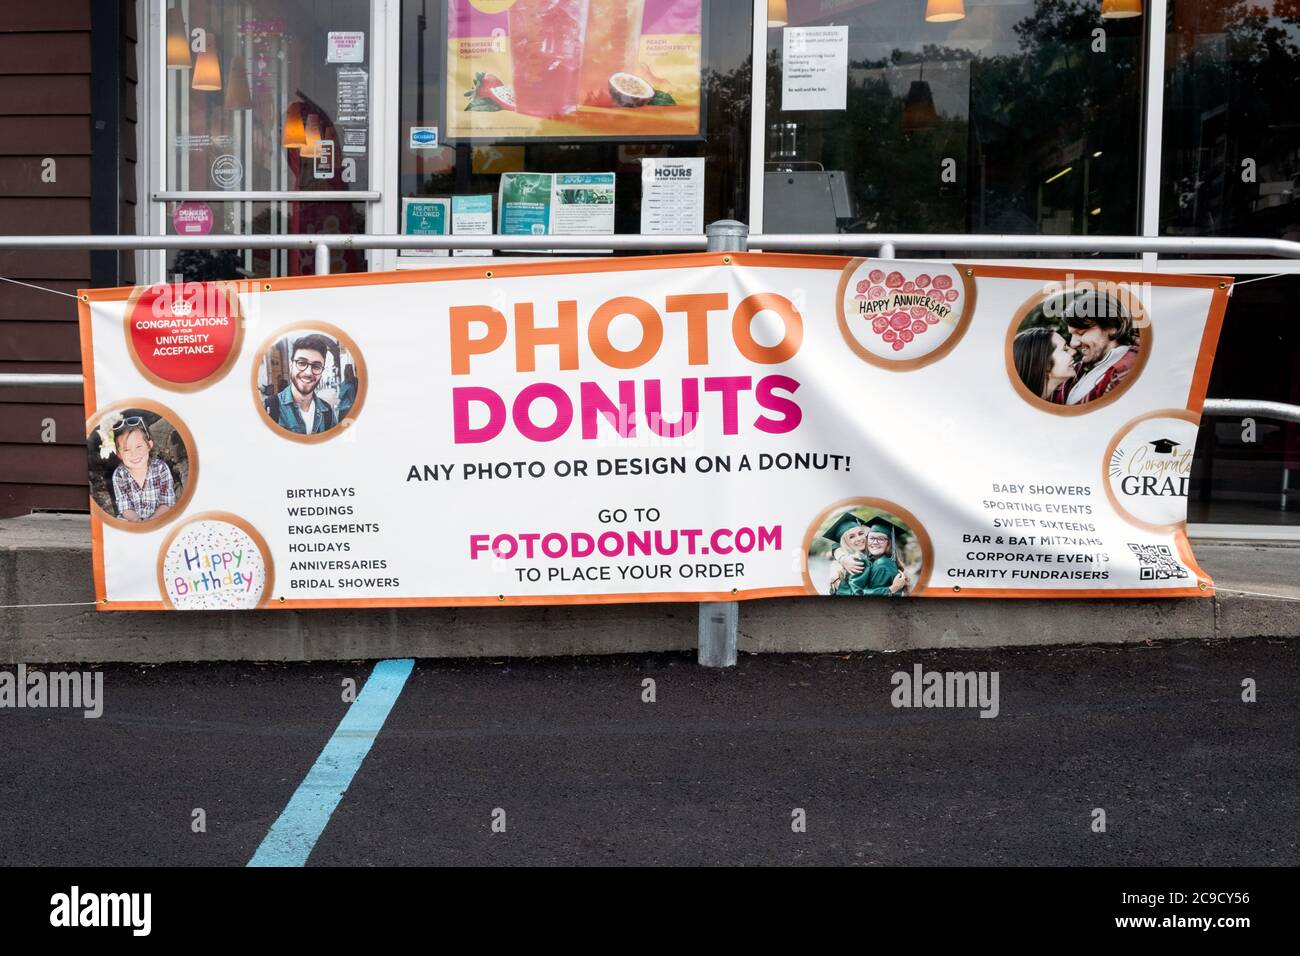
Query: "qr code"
1128 543 1189 581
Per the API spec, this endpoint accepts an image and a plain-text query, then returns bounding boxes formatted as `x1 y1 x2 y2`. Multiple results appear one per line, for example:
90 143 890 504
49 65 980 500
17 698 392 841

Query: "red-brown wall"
0 0 137 517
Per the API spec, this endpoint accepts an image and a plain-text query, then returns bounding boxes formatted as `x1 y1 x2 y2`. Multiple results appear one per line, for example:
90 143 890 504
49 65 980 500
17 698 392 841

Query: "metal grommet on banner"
965 269 973 276
278 596 285 602
722 255 731 264
953 585 961 593
730 587 738 595
79 294 89 302
497 594 505 602
485 271 493 278
1218 282 1227 289
263 283 272 291
1199 582 1209 591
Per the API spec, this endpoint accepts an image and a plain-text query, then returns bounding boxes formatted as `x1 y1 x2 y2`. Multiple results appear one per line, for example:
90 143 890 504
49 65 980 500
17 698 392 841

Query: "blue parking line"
248 658 415 867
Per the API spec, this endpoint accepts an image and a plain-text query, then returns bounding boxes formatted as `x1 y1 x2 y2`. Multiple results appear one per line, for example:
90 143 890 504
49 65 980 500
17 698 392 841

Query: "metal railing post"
315 242 331 276
878 241 896 258
696 220 748 668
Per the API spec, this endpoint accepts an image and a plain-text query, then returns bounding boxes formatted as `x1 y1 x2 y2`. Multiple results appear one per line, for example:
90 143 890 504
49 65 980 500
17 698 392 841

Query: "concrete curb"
2 515 1297 662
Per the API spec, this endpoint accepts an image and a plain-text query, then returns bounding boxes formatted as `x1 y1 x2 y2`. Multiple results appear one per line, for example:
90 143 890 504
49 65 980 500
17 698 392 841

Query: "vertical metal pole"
746 0 768 235
315 241 331 276
1140 0 1170 270
879 241 896 259
697 220 747 668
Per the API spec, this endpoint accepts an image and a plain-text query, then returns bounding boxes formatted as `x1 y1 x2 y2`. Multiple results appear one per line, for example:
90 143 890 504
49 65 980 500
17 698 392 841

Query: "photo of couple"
86 407 192 528
807 505 924 598
255 329 362 439
1012 288 1143 409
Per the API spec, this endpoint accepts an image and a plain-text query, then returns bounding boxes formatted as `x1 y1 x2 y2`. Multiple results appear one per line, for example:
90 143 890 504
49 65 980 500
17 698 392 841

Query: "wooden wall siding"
0 0 137 518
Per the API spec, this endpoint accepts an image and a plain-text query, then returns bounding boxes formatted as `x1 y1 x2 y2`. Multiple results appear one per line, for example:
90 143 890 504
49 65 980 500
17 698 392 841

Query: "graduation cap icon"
1148 438 1181 455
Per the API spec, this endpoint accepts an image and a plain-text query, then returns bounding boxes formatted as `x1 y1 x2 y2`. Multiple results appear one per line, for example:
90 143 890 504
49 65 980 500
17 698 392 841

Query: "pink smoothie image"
509 0 591 118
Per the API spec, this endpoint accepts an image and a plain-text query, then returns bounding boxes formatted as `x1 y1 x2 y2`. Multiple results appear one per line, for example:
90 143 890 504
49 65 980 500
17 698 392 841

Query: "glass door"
155 0 383 279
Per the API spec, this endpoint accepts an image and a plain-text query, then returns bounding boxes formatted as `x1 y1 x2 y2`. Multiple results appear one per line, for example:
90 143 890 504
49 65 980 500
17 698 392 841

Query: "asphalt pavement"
0 639 1296 866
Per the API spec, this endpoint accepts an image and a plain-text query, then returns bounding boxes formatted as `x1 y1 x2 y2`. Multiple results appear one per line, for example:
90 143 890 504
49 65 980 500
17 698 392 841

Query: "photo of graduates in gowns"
808 506 923 597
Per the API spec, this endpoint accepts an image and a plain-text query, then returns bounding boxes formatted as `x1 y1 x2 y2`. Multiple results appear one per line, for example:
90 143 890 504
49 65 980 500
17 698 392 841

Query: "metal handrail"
0 231 1298 255
1200 400 1300 425
0 233 706 251
151 191 383 203
2 225 1299 428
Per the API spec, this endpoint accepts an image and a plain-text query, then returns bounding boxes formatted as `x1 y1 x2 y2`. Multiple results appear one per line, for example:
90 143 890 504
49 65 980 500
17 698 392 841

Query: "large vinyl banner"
78 253 1230 611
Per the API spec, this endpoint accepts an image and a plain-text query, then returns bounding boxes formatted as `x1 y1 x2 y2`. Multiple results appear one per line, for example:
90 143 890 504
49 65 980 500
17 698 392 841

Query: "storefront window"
763 0 1144 240
1190 274 1300 525
399 1 751 253
1162 1 1300 240
164 0 372 277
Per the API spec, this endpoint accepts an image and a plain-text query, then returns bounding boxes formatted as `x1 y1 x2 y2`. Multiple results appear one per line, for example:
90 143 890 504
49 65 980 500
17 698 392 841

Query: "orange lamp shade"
1101 0 1143 18
282 102 306 150
166 7 191 69
303 113 322 158
925 0 965 22
768 0 788 27
192 48 222 91
224 55 251 110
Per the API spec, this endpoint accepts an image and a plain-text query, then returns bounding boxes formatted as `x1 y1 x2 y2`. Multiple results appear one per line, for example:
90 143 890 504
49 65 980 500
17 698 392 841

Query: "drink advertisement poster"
79 254 1230 612
445 0 704 142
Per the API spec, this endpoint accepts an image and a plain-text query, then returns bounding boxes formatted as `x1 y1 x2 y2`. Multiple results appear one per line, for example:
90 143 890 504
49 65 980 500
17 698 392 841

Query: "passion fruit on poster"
609 72 655 108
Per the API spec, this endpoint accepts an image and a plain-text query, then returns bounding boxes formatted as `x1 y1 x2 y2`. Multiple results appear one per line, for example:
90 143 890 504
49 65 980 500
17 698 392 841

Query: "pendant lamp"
166 6 191 69
1100 0 1142 18
224 55 251 110
768 0 788 28
192 45 222 91
925 0 965 23
282 102 306 150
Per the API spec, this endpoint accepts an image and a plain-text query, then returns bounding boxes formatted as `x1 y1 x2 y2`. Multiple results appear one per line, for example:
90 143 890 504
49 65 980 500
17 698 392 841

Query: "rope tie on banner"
1228 273 1286 288
1211 587 1300 603
0 601 99 609
0 274 81 299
